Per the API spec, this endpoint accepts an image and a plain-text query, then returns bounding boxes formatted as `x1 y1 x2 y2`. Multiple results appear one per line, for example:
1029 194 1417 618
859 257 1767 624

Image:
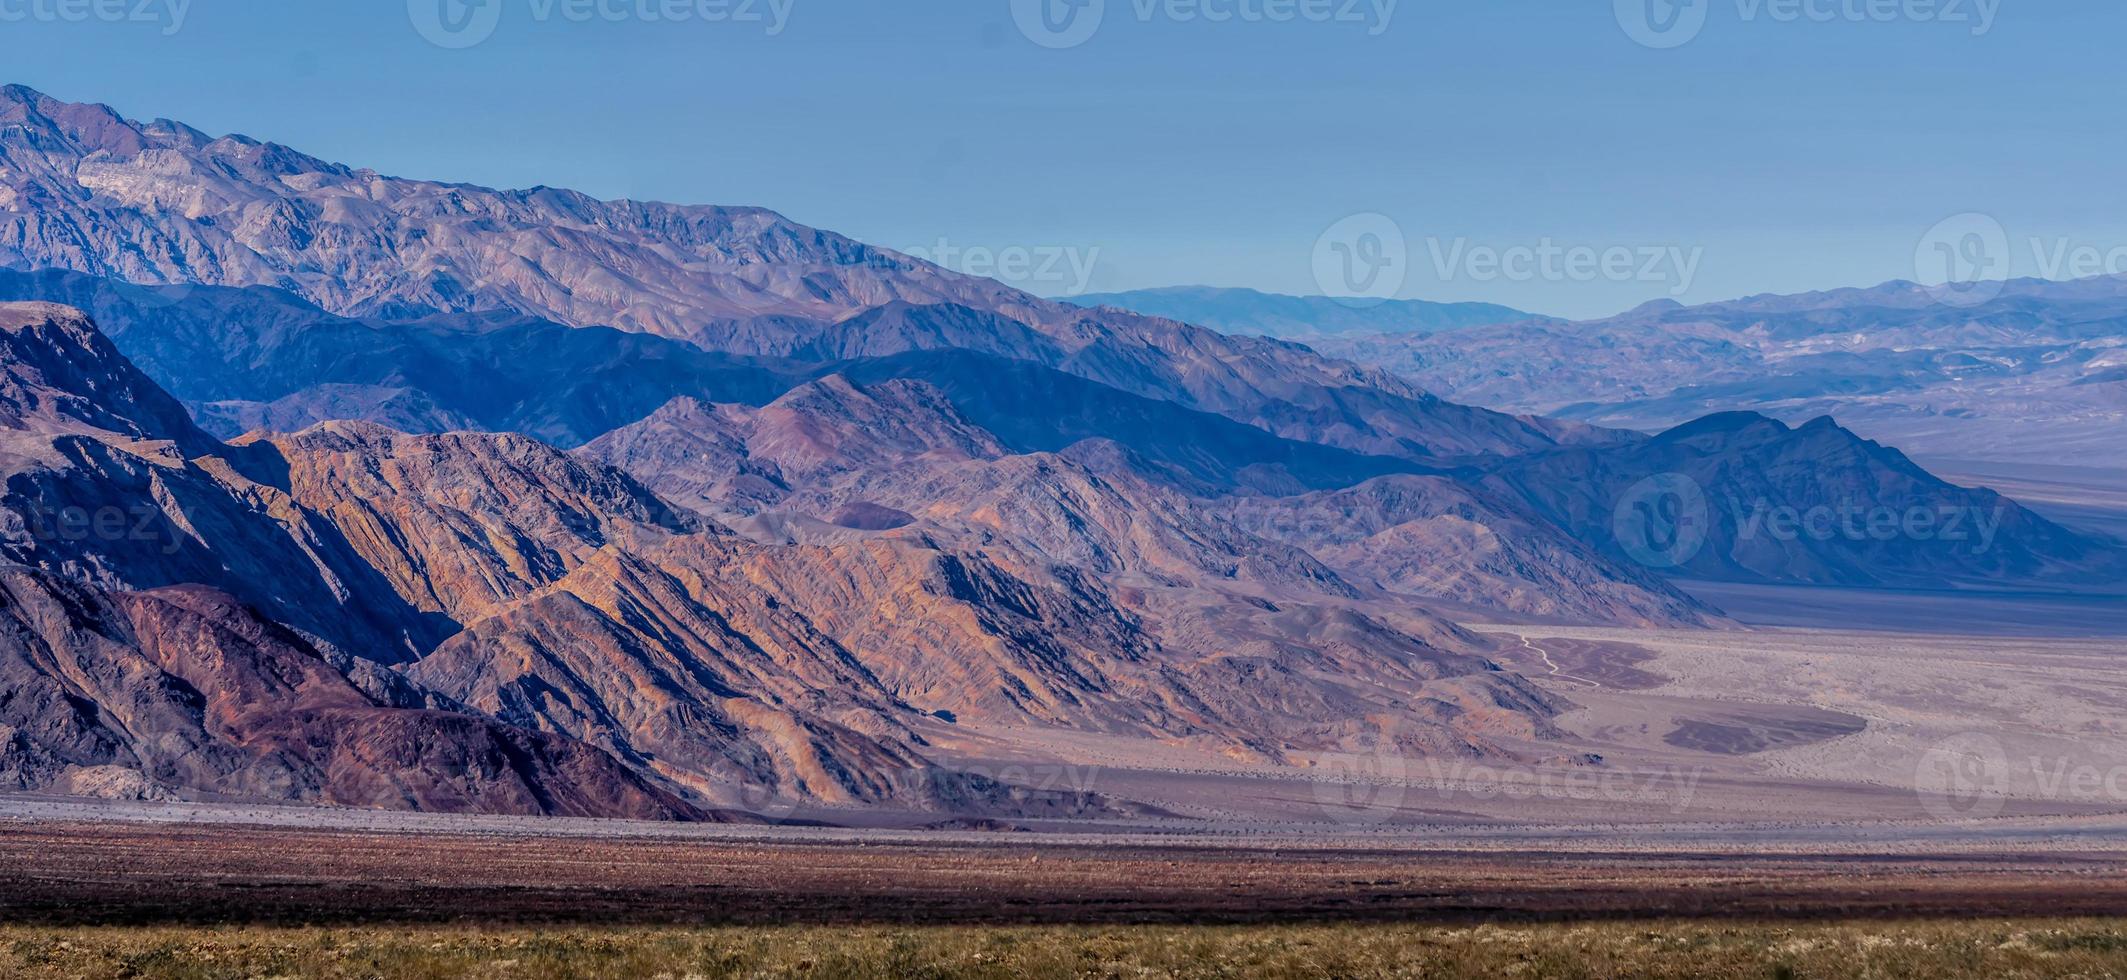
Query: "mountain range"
1307 281 2127 468
1 84 2120 820
0 301 1562 814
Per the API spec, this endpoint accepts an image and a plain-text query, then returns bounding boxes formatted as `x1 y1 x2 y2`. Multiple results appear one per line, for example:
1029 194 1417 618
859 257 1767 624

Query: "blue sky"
2 0 2121 318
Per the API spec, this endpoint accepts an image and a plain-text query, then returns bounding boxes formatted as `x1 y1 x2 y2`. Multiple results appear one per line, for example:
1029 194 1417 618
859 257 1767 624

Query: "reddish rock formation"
0 565 699 819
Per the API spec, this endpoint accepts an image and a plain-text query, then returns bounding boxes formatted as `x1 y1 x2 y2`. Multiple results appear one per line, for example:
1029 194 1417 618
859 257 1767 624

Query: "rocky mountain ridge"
0 301 1566 815
0 85 1588 464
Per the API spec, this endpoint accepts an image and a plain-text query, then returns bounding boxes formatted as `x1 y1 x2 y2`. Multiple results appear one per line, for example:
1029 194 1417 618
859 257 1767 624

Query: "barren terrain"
864 621 2127 834
8 812 2127 927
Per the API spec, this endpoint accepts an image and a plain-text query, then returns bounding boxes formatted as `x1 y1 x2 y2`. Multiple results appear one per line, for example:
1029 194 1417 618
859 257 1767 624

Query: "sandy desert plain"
8 596 2127 900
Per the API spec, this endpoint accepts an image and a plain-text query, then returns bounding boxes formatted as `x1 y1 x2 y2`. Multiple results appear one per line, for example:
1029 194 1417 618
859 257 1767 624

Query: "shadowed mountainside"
1220 475 1715 626
0 565 703 819
0 269 801 448
1481 412 2127 590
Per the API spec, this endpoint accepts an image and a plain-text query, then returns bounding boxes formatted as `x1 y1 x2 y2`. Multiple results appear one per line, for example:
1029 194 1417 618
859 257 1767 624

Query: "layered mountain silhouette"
0 269 801 448
0 302 1562 814
1480 412 2127 590
1308 278 2127 466
581 376 1360 598
1 84 2121 818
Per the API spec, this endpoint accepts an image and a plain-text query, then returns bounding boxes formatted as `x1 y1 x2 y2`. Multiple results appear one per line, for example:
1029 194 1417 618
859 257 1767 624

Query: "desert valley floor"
9 611 2127 926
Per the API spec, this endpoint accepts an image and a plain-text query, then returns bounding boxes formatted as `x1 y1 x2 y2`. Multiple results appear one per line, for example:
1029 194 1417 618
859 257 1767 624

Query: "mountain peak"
0 300 85 332
0 83 116 120
1656 410 1791 442
1622 298 1686 317
0 84 146 158
0 301 219 454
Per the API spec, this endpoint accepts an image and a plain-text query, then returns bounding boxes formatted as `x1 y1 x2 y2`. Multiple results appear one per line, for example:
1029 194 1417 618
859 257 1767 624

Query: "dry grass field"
7 920 2127 979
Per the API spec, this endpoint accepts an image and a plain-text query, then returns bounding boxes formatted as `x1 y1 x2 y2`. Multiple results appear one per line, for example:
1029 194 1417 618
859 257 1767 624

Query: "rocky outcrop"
0 302 1550 816
0 565 699 819
244 422 702 635
584 377 1356 597
0 304 447 661
1222 475 1718 626
0 301 215 452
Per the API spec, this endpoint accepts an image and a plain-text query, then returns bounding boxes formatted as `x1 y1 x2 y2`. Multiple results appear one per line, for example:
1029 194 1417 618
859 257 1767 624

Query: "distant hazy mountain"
1313 278 2127 466
1071 286 1536 339
1480 411 2127 591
